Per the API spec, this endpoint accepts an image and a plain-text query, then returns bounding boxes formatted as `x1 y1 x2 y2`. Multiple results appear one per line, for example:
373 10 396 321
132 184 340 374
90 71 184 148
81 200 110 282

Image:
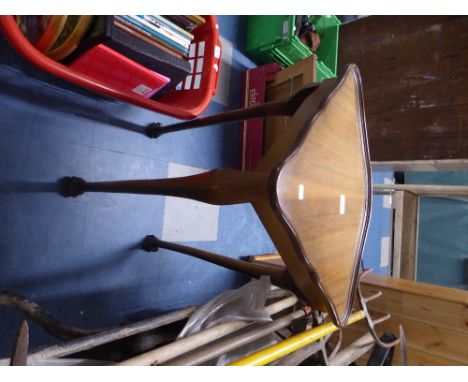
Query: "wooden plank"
392 190 419 280
339 16 468 162
396 347 467 366
362 272 468 304
344 321 468 365
248 253 285 267
360 280 468 334
392 191 403 279
333 271 468 365
373 183 468 196
371 159 468 172
380 317 468 364
360 345 466 365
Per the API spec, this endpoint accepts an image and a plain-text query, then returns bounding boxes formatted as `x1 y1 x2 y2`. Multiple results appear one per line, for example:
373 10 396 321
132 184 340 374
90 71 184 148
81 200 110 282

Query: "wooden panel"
362 272 468 304
358 273 468 365
361 274 468 334
344 327 467 365
374 183 468 196
392 190 419 279
361 289 466 331
250 253 468 365
347 315 468 364
397 347 467 366
339 16 468 162
371 159 468 172
378 317 467 363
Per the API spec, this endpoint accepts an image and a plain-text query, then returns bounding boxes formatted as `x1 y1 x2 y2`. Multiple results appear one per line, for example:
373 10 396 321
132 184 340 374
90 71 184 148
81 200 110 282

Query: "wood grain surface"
347 273 468 365
339 16 468 162
252 65 371 327
275 68 369 324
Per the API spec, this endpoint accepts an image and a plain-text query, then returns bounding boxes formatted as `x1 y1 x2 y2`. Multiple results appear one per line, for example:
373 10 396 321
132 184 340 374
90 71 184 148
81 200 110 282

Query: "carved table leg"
58 169 269 205
141 235 299 295
146 84 320 138
146 100 291 138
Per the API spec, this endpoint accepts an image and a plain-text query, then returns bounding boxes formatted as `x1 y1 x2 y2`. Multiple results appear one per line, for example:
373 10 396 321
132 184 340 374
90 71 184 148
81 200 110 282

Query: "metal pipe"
272 340 324 366
372 183 468 197
27 305 198 361
165 308 307 365
117 295 298 366
327 332 375 366
228 310 366 366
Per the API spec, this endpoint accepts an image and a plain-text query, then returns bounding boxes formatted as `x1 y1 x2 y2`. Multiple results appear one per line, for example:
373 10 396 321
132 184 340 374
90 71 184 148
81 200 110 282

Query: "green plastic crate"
246 15 341 81
310 15 341 81
246 16 311 66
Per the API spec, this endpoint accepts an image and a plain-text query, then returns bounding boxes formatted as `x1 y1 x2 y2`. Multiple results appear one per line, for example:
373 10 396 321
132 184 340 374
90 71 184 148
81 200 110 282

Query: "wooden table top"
265 65 372 326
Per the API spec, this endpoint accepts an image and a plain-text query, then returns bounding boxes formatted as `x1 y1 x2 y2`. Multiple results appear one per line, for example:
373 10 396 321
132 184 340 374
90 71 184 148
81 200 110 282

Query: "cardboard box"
239 56 317 170
264 55 317 152
240 63 281 171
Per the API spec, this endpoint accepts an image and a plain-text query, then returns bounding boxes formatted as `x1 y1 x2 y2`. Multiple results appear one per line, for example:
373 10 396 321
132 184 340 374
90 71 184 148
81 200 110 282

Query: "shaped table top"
272 65 371 326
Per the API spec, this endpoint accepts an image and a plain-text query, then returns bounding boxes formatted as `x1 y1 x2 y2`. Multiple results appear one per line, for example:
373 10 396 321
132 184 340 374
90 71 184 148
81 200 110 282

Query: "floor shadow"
0 64 149 136
4 241 141 294
0 280 176 358
0 181 58 193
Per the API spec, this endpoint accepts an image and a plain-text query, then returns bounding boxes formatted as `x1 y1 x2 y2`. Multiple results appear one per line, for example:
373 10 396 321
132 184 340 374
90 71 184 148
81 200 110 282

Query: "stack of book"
115 15 205 58
65 15 206 99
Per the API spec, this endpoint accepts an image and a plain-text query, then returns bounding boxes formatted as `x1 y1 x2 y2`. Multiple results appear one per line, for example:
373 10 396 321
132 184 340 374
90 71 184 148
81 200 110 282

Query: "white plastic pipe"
328 332 375 366
117 295 298 366
166 309 306 365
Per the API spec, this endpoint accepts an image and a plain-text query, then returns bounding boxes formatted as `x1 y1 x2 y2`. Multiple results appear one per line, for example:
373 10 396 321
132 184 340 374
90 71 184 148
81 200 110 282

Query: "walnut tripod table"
59 65 392 344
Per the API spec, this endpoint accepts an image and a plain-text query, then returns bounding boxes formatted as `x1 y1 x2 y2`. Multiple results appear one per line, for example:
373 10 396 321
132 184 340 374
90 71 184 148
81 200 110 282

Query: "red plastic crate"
0 15 222 119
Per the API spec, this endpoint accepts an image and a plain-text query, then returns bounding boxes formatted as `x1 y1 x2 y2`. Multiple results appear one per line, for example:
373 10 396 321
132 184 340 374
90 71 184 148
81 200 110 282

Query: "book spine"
163 15 198 32
114 16 160 44
117 16 188 56
186 15 206 25
149 15 194 40
107 23 191 89
137 15 191 48
114 19 184 60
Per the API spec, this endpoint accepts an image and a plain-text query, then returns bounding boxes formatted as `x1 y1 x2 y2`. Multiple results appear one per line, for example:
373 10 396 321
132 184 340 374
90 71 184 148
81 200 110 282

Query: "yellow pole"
228 310 366 366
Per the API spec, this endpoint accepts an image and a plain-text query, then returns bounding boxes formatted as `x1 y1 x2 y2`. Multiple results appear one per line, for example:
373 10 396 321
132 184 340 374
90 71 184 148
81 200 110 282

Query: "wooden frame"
373 183 468 281
344 272 468 365
391 191 419 280
371 159 468 172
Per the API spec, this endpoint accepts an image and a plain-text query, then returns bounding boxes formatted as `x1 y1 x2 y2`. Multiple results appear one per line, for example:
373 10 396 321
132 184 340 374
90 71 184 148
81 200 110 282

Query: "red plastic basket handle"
212 38 222 96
